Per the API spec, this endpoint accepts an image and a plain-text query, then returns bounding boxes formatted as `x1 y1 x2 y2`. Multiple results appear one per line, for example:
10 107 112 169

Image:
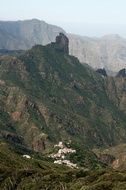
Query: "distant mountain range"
0 19 126 74
69 34 126 74
0 19 65 49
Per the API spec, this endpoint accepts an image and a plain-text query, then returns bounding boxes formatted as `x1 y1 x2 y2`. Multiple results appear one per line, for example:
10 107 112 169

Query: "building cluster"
49 141 78 168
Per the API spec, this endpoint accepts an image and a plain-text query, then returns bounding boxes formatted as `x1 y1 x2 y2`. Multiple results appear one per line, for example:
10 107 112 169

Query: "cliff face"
55 33 69 54
50 32 69 54
69 34 126 74
106 76 126 113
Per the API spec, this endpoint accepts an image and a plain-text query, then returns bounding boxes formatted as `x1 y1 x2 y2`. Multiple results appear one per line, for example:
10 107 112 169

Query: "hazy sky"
1 0 126 37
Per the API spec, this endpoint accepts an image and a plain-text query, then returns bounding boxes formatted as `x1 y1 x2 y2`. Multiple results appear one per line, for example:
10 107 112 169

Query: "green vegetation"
0 142 126 190
1 40 126 188
1 44 126 149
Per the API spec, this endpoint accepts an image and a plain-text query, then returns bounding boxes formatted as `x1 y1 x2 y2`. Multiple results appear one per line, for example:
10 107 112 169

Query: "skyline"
1 0 126 37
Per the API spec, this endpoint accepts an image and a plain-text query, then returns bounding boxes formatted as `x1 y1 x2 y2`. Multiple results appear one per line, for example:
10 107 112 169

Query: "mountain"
1 33 126 150
0 33 108 171
69 34 126 74
1 33 126 189
0 19 65 50
0 19 126 74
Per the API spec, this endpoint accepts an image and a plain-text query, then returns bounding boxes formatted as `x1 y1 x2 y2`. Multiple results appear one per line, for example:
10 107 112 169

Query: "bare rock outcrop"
116 68 126 77
55 33 69 54
50 33 69 54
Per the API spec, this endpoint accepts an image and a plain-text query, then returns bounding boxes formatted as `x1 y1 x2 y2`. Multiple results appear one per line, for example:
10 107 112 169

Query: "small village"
49 141 78 168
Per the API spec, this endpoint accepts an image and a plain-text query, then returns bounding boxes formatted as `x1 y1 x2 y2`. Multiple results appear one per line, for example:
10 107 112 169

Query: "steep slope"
106 75 126 114
1 141 126 190
1 34 126 154
0 19 65 50
69 34 126 74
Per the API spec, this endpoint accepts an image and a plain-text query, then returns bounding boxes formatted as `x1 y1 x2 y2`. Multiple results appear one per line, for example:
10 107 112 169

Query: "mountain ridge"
0 19 65 50
0 19 126 74
1 34 126 151
69 33 126 74
1 33 126 189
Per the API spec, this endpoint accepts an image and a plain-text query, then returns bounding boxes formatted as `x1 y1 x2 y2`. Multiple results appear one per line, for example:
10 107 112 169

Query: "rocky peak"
54 33 69 54
96 68 107 77
116 68 126 77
